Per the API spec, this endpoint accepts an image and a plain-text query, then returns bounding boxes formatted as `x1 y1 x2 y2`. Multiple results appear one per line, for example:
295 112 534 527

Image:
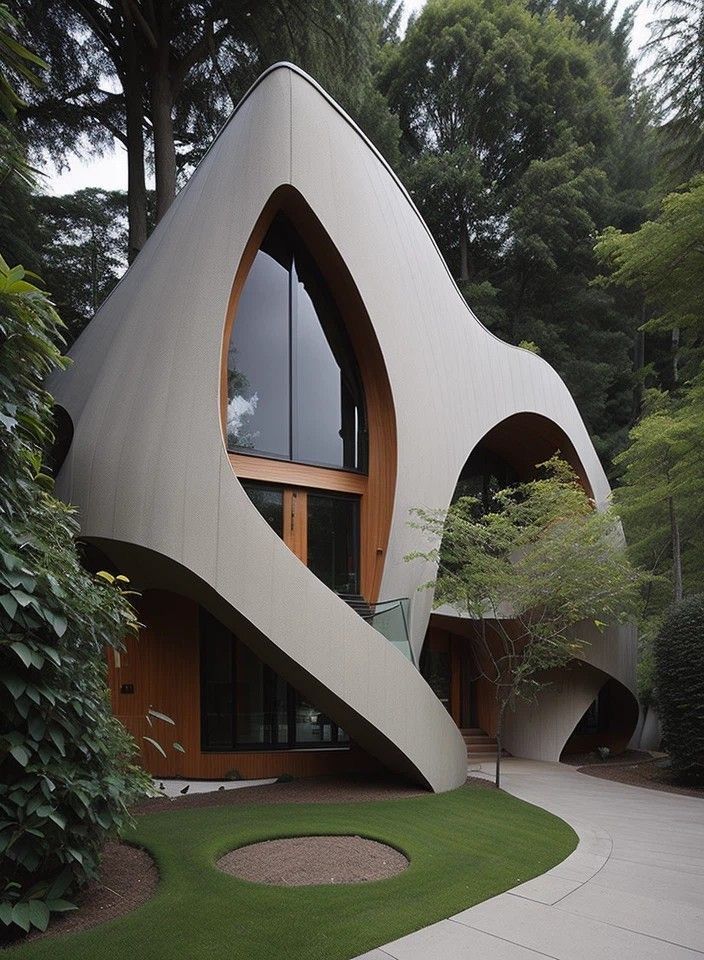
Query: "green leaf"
0 593 18 619
173 741 185 753
48 727 65 755
9 641 33 668
11 902 30 932
46 899 76 914
10 589 34 608
142 736 167 758
1 673 26 699
9 745 30 767
0 902 12 926
27 899 50 931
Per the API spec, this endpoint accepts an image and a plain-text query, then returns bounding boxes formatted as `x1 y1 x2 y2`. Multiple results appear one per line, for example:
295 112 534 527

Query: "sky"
46 0 656 196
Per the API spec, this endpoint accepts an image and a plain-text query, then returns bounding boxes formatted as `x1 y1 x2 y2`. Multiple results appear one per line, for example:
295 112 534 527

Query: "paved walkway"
356 759 704 959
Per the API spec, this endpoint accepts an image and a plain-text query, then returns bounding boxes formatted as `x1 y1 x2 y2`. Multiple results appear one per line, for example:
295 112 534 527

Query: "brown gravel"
134 773 492 813
577 757 704 799
218 835 409 885
563 749 652 767
20 842 158 945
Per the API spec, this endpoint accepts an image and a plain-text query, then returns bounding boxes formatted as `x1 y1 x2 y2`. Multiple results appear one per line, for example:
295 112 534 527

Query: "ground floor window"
200 608 349 751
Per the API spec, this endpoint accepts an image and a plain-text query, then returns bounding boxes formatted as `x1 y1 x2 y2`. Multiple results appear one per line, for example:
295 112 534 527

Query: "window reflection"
227 214 367 471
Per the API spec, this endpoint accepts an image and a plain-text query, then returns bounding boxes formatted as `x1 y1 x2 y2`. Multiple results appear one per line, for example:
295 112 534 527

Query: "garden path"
356 758 704 960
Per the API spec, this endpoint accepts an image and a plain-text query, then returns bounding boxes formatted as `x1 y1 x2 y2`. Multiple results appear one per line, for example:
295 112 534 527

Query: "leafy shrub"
0 257 151 939
654 594 704 785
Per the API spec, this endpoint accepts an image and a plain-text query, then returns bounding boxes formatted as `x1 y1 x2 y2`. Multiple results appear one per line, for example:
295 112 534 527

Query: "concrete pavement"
355 759 704 959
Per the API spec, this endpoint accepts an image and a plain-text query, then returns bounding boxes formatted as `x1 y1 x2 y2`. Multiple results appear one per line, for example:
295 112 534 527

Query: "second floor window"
226 213 367 472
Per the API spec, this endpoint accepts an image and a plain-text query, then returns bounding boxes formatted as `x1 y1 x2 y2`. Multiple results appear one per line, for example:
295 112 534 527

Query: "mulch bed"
134 772 492 813
18 841 158 945
576 755 704 799
218 835 409 886
562 749 652 767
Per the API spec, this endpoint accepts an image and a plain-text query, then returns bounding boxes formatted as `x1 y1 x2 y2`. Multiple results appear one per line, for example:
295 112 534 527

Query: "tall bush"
0 256 151 939
654 594 704 785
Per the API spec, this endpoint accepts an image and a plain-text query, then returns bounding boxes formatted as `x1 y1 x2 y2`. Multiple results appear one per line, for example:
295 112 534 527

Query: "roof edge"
198 62 546 363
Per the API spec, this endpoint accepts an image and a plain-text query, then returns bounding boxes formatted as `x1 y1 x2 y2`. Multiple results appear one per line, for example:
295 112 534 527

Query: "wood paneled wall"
108 590 379 780
219 186 397 604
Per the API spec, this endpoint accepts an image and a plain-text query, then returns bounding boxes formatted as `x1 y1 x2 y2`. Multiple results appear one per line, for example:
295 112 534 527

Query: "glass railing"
361 597 415 666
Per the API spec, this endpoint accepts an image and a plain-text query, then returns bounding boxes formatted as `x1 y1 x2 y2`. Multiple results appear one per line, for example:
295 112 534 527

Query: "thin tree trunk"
151 35 177 223
669 495 683 602
459 220 469 283
122 23 148 262
672 326 680 383
632 310 645 420
495 699 508 789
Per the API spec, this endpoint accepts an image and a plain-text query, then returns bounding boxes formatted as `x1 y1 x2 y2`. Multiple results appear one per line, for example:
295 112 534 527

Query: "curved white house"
49 64 637 791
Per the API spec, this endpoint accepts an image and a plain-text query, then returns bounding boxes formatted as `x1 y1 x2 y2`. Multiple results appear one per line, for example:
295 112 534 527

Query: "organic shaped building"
49 65 637 791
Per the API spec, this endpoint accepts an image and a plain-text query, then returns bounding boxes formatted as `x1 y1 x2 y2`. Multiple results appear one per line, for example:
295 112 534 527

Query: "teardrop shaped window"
226 214 368 472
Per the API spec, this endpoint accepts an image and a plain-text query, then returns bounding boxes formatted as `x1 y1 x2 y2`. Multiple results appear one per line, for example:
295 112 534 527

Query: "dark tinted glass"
200 609 234 750
240 481 284 537
200 609 347 751
306 493 360 594
227 215 366 470
226 245 290 457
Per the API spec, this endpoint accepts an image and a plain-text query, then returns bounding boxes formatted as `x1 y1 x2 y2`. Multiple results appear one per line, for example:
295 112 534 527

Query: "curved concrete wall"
49 63 635 784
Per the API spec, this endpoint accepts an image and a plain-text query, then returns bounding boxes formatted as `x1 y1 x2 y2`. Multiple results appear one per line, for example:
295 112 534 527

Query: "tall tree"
647 0 704 180
0 2 45 185
14 1 401 261
380 0 657 469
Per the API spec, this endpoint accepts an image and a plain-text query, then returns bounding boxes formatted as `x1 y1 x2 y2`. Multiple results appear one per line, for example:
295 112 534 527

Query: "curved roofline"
198 61 548 365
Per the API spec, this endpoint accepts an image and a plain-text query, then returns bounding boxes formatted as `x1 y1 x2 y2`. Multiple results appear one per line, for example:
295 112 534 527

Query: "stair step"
465 743 497 753
463 735 495 744
460 728 485 736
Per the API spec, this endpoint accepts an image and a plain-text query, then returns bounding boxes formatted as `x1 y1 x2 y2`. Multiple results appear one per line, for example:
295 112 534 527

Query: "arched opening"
452 411 593 507
560 677 639 759
220 187 397 603
422 413 617 757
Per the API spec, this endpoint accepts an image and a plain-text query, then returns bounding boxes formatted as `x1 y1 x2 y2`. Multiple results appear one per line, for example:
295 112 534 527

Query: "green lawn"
9 784 576 960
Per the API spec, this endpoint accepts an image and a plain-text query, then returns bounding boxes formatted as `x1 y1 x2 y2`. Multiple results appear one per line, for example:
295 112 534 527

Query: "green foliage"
380 0 658 468
596 175 704 379
0 3 45 186
408 457 643 782
31 189 129 343
647 0 704 181
0 256 151 938
654 594 704 784
614 380 704 614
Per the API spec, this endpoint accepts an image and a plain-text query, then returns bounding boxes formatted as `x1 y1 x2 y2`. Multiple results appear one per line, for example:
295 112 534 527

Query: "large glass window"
227 214 367 471
200 608 348 751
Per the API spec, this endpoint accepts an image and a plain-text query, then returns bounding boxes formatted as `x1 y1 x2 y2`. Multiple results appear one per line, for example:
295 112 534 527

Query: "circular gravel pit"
217 835 409 886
